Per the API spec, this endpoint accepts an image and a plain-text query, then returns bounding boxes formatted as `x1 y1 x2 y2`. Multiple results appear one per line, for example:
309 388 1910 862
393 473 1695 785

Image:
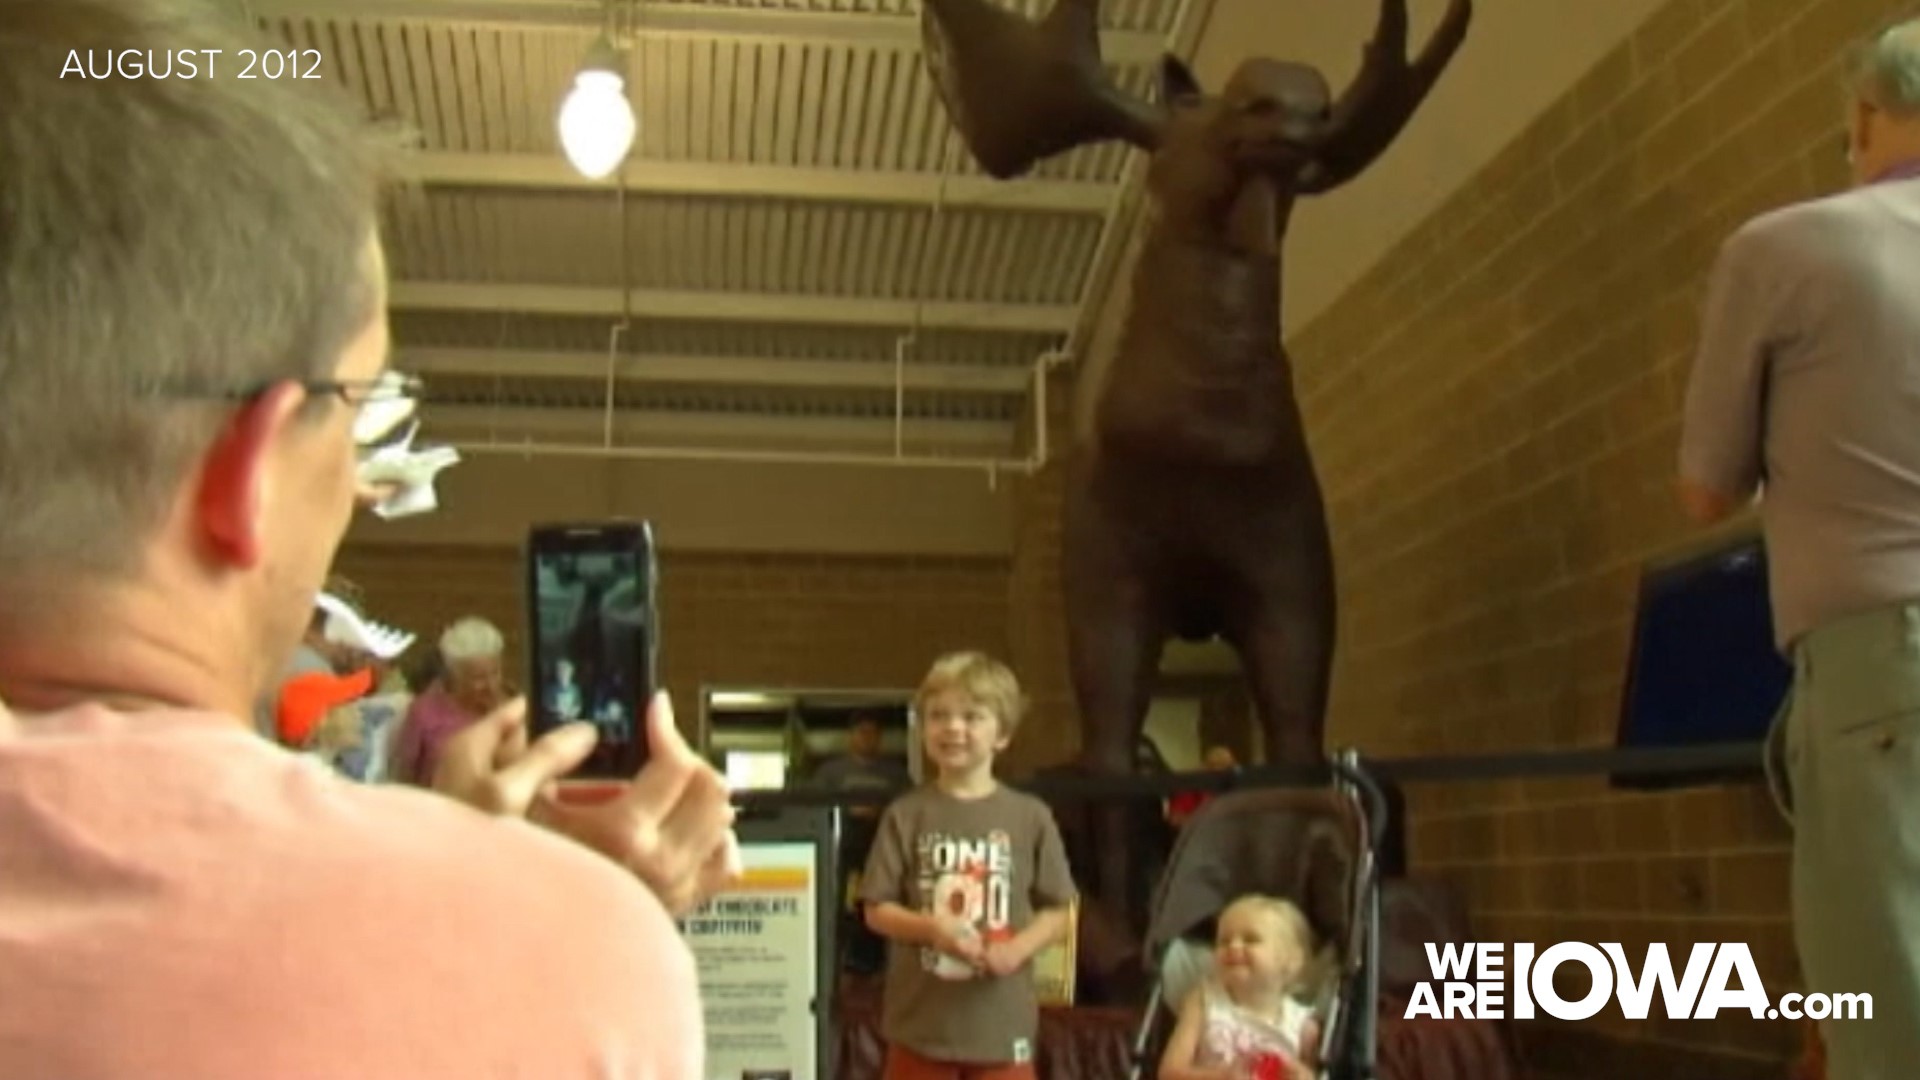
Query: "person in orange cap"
276 667 374 760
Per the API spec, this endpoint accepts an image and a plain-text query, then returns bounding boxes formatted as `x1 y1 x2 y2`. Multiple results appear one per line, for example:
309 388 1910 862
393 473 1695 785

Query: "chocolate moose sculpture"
918 0 1473 923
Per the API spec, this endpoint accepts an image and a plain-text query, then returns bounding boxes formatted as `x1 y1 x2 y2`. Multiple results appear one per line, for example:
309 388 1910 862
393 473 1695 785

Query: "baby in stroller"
1159 894 1323 1080
1128 754 1385 1080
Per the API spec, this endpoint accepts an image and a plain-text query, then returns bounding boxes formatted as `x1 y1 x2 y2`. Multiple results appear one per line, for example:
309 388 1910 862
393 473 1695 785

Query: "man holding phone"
0 0 736 1075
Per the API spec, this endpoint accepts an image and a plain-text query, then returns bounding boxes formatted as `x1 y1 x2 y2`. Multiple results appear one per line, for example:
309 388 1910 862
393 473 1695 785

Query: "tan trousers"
1769 601 1920 1078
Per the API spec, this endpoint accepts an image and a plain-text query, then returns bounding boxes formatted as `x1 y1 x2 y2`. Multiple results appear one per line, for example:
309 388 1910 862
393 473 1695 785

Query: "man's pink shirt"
0 703 701 1078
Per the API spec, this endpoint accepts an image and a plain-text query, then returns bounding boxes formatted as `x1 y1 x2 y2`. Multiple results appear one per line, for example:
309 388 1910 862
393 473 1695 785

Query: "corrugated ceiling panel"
633 33 1144 182
425 375 1021 421
268 17 1156 182
390 313 1059 366
636 0 1184 35
266 18 573 155
379 190 1099 303
269 0 1208 452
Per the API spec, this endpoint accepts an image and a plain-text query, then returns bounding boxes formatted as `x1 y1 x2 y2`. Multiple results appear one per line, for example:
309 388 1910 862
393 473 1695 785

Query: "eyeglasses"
147 370 425 448
329 371 425 447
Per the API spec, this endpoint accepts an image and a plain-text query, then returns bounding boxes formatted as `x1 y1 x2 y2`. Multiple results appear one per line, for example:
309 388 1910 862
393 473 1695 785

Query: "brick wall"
1005 365 1083 774
330 543 1010 732
1285 0 1913 1074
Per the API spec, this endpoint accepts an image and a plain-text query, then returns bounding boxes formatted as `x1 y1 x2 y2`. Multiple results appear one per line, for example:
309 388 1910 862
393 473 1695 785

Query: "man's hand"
1676 476 1747 526
531 692 742 917
432 697 598 816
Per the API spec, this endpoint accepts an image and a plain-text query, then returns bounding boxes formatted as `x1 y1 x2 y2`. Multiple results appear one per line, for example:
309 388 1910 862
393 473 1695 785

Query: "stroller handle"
1330 748 1390 855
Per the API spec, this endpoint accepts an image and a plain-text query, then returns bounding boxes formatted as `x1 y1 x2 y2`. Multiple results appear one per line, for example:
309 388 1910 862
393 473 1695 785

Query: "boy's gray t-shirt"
859 783 1078 1064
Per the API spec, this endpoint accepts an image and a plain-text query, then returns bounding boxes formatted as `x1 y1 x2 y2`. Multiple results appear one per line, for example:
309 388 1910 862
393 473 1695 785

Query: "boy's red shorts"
882 1043 1037 1080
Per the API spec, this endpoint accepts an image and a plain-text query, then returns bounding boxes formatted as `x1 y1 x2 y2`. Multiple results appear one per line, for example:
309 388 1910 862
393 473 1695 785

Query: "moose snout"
1232 114 1323 167
1278 114 1321 144
1237 98 1324 148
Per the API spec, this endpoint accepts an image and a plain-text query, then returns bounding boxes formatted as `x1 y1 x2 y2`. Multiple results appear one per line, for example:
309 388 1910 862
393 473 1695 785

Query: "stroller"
1127 749 1389 1080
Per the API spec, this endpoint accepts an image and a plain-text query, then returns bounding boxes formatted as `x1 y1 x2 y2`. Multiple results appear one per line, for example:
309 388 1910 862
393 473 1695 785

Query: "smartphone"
525 520 658 778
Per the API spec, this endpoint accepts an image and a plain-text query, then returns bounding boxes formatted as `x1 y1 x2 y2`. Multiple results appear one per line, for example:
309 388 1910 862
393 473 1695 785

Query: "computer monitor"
1612 531 1790 790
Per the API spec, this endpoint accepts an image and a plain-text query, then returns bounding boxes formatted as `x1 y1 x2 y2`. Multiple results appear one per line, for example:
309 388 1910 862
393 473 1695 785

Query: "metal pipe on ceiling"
449 438 1040 475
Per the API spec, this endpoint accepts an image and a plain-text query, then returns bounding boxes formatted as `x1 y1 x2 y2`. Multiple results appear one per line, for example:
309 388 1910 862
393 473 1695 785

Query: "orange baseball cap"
276 667 374 747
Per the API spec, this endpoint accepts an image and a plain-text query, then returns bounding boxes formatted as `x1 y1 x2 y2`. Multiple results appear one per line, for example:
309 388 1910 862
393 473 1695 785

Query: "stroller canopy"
1143 786 1370 964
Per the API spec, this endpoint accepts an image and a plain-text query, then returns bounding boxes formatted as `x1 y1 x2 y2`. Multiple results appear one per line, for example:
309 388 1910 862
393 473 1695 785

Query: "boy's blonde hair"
915 651 1029 737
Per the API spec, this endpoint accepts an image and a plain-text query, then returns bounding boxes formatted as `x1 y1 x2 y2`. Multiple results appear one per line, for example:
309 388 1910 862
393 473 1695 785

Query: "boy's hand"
932 920 985 966
982 939 1027 977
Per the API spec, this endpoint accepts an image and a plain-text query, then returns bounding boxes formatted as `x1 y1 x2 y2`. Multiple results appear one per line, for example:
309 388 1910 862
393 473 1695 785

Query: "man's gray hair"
1850 17 1920 116
0 0 396 577
439 617 505 664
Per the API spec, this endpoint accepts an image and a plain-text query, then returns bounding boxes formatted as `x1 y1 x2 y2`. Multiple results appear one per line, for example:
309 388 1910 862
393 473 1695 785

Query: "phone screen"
526 521 656 778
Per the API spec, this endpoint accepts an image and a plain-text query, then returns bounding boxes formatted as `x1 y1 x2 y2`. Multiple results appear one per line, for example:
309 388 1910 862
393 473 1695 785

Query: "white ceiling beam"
389 281 1077 335
403 347 1032 393
399 151 1113 214
249 0 1169 65
424 404 1015 451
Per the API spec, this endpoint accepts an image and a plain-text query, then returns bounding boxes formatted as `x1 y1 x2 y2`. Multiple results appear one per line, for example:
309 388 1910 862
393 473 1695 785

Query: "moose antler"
920 0 1472 191
920 0 1163 178
1297 0 1473 193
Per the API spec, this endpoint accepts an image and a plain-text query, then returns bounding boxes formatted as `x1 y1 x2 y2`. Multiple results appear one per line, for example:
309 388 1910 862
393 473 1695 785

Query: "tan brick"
1631 0 1711 75
1712 850 1791 916
1671 5 1755 99
1737 916 1801 987
1570 46 1638 131
1743 0 1803 41
1608 794 1678 855
1579 856 1648 914
1643 854 1715 915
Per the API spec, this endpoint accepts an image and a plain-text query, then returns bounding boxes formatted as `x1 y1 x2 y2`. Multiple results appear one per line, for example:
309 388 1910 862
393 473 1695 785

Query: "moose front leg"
1061 465 1167 933
1230 607 1334 769
1225 523 1337 769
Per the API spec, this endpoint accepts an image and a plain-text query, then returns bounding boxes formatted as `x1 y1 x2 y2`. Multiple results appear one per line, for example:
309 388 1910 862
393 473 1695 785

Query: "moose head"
920 0 1472 241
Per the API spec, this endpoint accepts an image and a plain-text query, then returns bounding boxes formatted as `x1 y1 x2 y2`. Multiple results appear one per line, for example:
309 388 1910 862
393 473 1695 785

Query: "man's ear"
1160 54 1203 106
195 383 306 569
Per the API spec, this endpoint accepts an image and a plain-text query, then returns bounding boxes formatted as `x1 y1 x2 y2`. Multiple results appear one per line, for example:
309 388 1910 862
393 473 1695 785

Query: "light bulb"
558 68 635 179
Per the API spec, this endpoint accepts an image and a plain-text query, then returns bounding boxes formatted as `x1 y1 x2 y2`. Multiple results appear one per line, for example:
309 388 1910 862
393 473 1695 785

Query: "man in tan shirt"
1678 18 1920 1077
0 0 736 1074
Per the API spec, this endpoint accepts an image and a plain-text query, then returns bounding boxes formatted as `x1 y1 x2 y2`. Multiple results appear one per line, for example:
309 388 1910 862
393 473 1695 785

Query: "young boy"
860 651 1078 1080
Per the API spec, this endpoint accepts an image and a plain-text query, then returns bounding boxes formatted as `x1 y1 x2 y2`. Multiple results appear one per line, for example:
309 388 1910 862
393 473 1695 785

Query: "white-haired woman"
393 617 507 786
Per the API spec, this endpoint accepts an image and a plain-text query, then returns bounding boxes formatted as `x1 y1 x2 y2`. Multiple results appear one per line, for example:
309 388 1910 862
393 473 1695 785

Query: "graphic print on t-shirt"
914 827 1013 977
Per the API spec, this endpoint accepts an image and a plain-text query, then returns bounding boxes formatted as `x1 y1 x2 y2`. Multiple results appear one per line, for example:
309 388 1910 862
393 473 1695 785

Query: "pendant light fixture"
558 30 635 180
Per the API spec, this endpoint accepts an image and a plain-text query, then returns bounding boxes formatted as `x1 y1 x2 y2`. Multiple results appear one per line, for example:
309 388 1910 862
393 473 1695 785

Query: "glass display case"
698 686 919 793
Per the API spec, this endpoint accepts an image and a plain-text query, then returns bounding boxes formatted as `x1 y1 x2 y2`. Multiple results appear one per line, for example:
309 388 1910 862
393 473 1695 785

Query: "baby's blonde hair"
1219 893 1315 954
915 650 1028 737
